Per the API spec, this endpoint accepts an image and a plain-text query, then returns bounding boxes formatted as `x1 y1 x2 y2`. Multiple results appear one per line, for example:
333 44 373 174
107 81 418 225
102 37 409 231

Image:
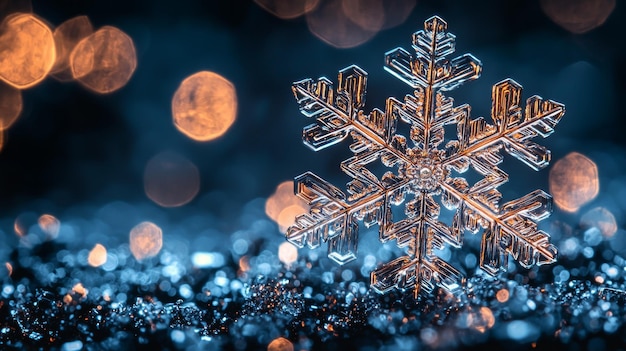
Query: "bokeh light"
341 0 386 32
473 307 495 333
144 151 200 208
541 0 615 34
129 221 163 261
549 152 599 212
87 243 107 267
0 82 23 130
0 13 56 89
72 282 88 297
580 207 617 238
172 71 238 142
278 242 298 266
496 289 510 303
306 0 379 48
254 0 320 19
265 181 309 232
70 26 137 93
38 214 60 239
267 337 294 351
51 15 94 82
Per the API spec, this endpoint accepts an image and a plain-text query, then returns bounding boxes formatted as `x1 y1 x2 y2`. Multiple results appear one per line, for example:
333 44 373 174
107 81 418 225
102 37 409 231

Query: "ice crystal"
286 16 565 296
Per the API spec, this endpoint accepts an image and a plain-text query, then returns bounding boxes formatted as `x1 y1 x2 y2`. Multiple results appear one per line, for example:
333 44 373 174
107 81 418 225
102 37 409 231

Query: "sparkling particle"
87 243 107 267
541 0 615 34
172 71 238 141
38 214 60 239
144 151 200 208
278 242 298 266
0 13 56 89
549 152 599 212
267 337 294 351
129 221 163 261
70 26 137 93
51 15 94 82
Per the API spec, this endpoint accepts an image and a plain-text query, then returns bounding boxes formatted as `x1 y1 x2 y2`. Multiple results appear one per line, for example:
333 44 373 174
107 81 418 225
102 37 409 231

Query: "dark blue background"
1 0 624 225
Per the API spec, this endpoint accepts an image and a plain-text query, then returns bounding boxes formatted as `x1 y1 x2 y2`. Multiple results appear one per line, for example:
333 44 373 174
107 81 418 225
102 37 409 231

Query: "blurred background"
0 0 624 251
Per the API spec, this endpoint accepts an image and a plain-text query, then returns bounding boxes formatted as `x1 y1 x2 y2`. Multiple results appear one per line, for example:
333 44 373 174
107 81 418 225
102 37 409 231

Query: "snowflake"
286 16 565 296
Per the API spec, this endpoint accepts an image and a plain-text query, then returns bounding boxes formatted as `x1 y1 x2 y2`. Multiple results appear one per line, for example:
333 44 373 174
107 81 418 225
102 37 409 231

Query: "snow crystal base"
287 16 565 296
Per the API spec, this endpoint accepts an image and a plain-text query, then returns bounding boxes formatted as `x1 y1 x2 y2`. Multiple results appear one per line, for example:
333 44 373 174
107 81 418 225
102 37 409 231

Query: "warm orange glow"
306 0 379 48
129 221 163 261
277 204 308 233
5 262 12 276
172 71 238 142
278 242 298 266
87 243 108 267
0 82 22 130
496 288 510 303
549 152 599 212
267 337 294 351
0 13 56 89
471 307 495 333
254 0 320 19
70 26 137 93
239 256 250 273
72 283 88 297
144 151 200 208
581 207 617 238
13 218 25 237
38 214 60 239
51 15 94 82
541 0 615 34
341 0 385 32
265 181 309 231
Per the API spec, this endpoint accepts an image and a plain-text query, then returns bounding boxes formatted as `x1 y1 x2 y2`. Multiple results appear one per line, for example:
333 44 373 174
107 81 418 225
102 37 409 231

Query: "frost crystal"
286 16 565 296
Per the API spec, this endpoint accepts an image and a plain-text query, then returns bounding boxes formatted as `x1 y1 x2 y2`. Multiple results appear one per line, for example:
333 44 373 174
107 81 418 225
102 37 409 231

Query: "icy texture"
287 16 565 296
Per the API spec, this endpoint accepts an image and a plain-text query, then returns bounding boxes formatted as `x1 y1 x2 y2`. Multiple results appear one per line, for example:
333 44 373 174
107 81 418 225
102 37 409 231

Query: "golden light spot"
72 283 88 297
549 152 599 212
341 0 385 32
172 71 237 141
5 262 12 276
496 288 510 303
51 15 94 82
239 256 250 273
254 0 320 19
144 151 200 208
38 214 60 239
267 337 294 351
0 13 56 89
277 204 308 233
88 243 107 267
70 26 137 93
541 0 615 34
13 218 25 237
0 82 22 130
63 294 72 304
278 242 298 266
306 0 380 48
129 221 163 261
265 181 310 232
472 307 495 333
581 207 617 238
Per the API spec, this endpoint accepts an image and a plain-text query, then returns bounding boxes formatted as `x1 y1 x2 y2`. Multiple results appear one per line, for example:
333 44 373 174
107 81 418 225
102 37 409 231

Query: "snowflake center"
405 155 445 192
